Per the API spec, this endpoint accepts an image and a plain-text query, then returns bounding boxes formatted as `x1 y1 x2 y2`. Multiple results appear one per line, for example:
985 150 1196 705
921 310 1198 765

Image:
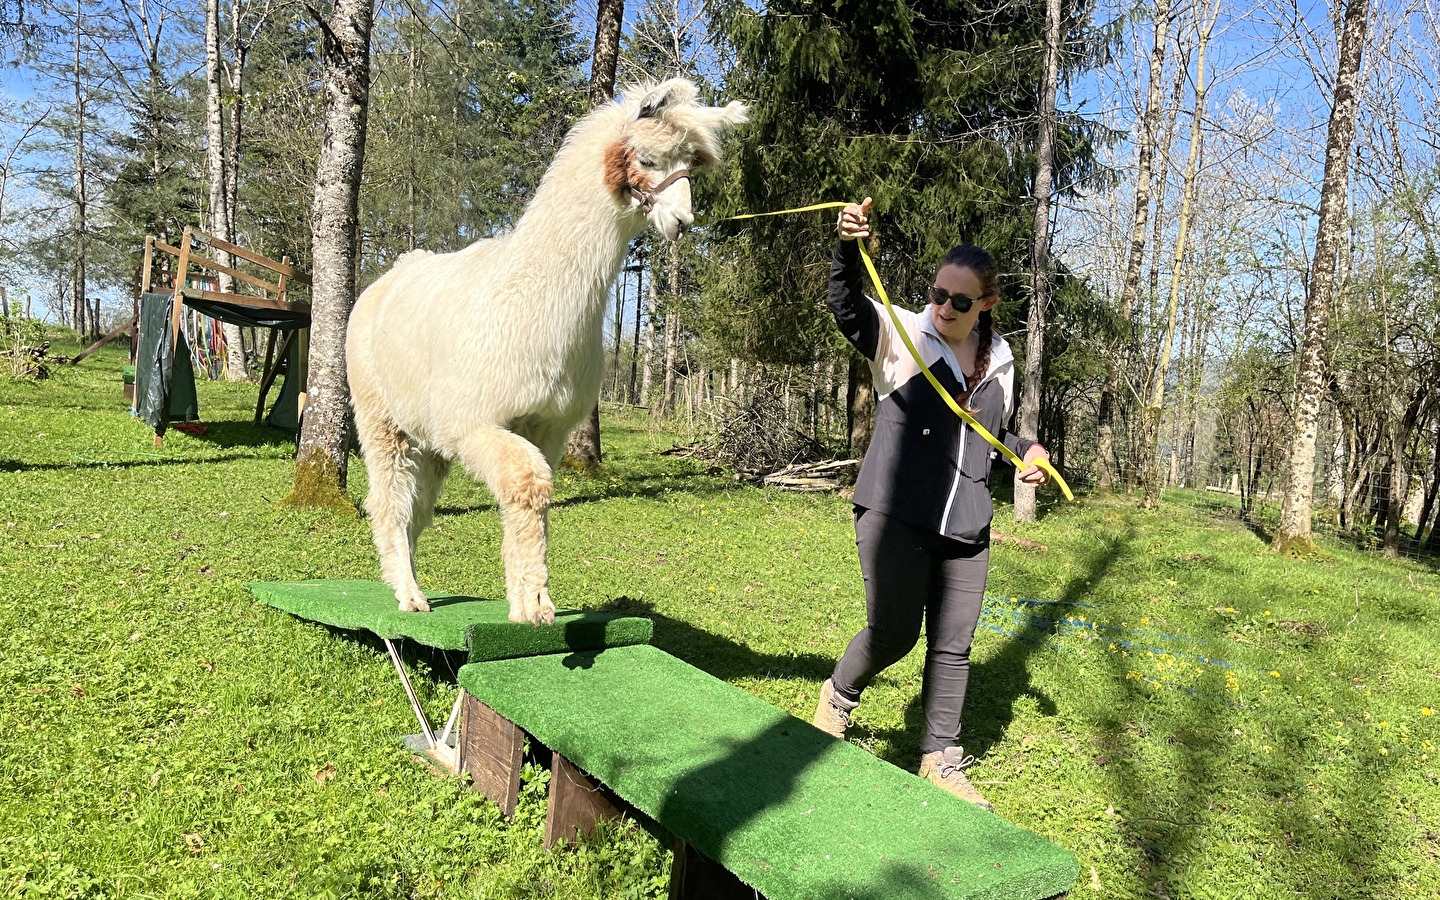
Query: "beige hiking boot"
812 678 856 739
919 747 994 811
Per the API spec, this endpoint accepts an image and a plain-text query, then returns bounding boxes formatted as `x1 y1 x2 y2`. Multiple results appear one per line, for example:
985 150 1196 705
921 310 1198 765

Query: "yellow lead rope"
697 202 1075 502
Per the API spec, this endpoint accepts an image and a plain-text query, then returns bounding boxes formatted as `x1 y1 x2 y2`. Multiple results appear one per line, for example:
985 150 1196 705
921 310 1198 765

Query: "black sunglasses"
928 286 987 313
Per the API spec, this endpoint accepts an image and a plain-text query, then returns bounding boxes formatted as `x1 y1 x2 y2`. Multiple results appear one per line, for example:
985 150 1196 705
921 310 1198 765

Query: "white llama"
347 78 747 624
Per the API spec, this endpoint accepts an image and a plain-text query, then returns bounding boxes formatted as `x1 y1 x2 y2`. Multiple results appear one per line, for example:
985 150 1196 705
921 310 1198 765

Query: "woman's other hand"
838 197 872 241
1018 444 1051 485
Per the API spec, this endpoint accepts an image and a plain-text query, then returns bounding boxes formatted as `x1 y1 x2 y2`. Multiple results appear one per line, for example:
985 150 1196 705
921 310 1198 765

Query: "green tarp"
133 292 306 431
134 293 198 429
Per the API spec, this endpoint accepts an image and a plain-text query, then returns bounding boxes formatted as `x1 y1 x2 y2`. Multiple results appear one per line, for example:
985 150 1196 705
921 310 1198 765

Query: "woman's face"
928 264 997 344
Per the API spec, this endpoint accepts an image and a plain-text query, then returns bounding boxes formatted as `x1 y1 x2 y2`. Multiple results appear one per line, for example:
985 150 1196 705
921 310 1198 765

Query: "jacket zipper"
939 362 1006 537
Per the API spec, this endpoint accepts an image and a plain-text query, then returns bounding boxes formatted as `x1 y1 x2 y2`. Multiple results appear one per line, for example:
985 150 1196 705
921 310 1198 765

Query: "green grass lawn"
2 337 1438 899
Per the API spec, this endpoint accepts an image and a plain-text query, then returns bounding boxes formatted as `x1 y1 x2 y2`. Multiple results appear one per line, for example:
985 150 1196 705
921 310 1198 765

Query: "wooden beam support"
544 752 624 850
187 229 312 285
178 287 310 315
459 693 524 817
70 313 139 365
177 249 283 296
253 329 286 423
668 840 762 900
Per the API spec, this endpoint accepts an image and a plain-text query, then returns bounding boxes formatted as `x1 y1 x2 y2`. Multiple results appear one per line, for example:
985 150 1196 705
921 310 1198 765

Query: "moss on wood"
280 448 358 516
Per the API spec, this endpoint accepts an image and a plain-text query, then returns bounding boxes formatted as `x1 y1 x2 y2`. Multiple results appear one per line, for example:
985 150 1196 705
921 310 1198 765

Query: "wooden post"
459 693 524 817
254 328 282 423
544 752 623 850
668 839 760 900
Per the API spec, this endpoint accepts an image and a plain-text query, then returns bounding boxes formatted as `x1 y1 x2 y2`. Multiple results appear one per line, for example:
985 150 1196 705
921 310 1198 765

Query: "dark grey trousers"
831 507 988 754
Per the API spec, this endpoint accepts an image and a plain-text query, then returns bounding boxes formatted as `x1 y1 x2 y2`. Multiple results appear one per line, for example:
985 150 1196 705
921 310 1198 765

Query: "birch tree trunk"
661 242 679 415
1272 0 1371 556
564 0 624 468
1013 0 1061 523
286 0 373 509
1096 0 1171 492
72 0 89 340
204 0 246 379
639 253 658 406
1141 0 1215 509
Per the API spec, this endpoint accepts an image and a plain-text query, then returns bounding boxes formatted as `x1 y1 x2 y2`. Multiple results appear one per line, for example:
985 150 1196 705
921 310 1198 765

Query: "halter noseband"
630 168 692 212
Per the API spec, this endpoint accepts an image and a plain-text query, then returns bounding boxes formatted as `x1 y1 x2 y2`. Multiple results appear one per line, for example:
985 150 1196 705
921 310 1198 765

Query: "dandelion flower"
1270 670 1281 678
1423 707 1434 717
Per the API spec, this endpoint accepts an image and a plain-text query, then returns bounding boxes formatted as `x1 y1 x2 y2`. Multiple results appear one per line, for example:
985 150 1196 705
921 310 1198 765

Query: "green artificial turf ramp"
458 645 1077 900
249 580 652 659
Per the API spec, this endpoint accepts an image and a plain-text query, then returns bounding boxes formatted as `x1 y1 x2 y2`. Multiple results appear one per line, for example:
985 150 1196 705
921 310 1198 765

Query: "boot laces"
937 748 977 779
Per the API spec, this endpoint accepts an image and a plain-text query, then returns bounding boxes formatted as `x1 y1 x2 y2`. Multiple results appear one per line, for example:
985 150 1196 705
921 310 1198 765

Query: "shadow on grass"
435 468 743 518
0 451 278 472
597 596 835 683
192 420 296 450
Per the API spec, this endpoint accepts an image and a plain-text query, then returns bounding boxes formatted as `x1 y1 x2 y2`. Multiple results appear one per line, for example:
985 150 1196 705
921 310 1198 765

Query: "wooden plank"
544 752 623 850
142 237 154 294
179 287 311 314
459 693 523 817
179 249 283 296
188 229 311 285
254 328 282 424
668 839 762 900
70 313 139 365
153 239 182 259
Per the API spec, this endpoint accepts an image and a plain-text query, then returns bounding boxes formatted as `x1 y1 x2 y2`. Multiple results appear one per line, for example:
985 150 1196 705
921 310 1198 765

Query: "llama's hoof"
396 586 431 613
508 589 554 626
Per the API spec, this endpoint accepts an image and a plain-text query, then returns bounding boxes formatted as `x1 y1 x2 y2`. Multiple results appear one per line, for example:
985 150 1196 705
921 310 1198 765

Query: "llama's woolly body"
347 79 746 622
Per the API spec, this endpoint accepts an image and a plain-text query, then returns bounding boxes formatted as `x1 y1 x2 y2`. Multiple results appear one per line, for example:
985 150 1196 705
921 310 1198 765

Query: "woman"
812 197 1051 810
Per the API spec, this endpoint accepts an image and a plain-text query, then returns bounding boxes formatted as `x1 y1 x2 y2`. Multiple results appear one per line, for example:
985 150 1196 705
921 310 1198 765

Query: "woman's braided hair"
939 244 998 412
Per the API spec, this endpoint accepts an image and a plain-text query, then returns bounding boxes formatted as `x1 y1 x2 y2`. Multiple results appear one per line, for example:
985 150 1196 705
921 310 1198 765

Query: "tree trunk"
204 0 245 380
640 255 658 406
1141 2 1214 508
847 353 874 459
629 249 644 403
1013 0 1060 523
564 0 624 468
72 0 89 340
1273 0 1371 557
286 0 373 510
1416 426 1440 547
1096 0 1172 493
661 242 679 415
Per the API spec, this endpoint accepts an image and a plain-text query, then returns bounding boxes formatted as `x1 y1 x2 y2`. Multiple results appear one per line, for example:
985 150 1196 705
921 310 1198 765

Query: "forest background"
1 0 1438 559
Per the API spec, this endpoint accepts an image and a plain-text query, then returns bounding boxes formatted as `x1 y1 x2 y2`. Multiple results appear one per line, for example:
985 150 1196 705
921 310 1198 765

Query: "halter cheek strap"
630 168 691 212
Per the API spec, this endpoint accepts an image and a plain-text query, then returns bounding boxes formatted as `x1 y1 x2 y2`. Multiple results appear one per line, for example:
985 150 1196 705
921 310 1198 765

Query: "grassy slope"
2 339 1437 900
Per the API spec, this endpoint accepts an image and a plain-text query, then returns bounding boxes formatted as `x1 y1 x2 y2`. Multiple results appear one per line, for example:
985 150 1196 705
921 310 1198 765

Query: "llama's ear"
637 78 698 119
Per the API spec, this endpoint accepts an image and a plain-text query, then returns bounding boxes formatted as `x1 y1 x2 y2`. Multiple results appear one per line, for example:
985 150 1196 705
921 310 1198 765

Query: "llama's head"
605 78 748 241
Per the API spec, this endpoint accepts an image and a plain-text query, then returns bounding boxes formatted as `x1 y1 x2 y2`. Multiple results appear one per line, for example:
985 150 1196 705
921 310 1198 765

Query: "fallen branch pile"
762 459 860 492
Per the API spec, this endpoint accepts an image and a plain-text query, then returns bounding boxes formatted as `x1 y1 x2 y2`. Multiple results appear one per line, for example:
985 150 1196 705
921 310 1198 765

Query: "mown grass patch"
2 337 1437 899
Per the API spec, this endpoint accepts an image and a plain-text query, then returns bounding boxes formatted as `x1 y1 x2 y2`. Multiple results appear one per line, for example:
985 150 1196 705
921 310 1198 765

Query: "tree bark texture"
847 353 874 459
1096 0 1171 493
289 0 373 507
205 0 246 380
1272 0 1371 556
1013 0 1061 523
564 0 624 468
72 0 89 340
1141 1 1215 509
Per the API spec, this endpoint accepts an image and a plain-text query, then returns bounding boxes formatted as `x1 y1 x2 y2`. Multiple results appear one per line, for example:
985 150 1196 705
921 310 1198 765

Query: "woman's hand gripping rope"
696 200 1075 502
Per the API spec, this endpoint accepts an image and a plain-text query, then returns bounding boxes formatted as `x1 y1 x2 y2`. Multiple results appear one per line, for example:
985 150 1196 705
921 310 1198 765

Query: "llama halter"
696 201 1075 502
631 168 692 212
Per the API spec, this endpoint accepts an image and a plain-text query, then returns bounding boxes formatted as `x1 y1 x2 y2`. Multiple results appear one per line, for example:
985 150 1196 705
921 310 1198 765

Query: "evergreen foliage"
698 0 1110 367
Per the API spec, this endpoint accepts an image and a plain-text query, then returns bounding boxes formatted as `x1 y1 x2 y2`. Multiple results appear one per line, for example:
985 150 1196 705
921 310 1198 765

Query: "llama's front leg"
459 427 555 626
360 430 430 612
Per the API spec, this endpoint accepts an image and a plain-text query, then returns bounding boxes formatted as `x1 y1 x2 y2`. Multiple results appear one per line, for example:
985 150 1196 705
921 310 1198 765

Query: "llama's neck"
504 107 643 309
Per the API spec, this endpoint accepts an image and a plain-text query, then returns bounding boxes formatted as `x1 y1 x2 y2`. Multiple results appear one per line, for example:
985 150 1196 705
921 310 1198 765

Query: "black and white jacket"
828 240 1036 545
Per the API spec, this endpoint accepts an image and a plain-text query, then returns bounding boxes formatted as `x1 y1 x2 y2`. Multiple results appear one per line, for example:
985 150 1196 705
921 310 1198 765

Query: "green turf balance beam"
457 645 1077 900
249 580 652 660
